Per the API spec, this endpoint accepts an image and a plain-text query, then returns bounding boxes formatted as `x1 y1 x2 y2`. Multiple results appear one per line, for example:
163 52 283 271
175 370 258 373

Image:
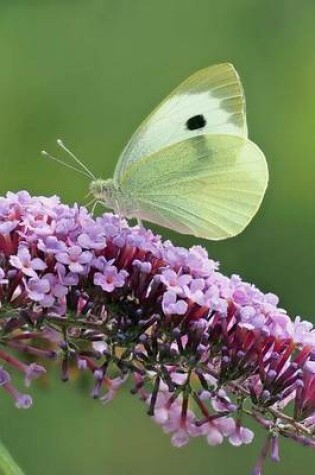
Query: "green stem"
0 439 25 475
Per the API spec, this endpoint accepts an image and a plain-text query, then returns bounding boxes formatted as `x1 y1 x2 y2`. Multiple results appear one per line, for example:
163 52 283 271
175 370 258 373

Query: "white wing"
114 63 247 181
119 135 268 240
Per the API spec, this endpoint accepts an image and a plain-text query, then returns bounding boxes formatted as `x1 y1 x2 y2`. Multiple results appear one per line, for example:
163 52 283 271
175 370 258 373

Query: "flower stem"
0 439 25 475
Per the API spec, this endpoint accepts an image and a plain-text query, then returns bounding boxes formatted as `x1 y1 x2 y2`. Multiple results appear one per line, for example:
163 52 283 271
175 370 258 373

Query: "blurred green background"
0 0 314 473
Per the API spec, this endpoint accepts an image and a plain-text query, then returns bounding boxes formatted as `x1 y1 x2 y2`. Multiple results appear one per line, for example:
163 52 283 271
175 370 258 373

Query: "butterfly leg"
85 198 96 211
133 203 143 227
113 200 124 231
86 200 104 215
91 201 98 215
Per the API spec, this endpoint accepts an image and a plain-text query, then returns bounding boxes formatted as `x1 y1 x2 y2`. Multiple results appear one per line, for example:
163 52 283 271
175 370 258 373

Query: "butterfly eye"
186 114 207 131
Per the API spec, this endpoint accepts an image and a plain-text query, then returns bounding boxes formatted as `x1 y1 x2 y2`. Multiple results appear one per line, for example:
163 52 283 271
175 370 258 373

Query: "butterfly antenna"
57 139 96 179
41 150 91 179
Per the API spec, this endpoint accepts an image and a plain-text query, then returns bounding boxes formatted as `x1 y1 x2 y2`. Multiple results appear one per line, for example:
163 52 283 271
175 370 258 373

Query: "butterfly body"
89 178 137 218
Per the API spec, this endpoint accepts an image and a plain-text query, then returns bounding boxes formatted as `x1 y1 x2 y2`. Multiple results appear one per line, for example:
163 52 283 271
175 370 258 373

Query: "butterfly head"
89 178 118 209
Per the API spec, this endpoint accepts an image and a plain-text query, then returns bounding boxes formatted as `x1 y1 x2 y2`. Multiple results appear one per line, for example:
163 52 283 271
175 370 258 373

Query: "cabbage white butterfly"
42 63 268 240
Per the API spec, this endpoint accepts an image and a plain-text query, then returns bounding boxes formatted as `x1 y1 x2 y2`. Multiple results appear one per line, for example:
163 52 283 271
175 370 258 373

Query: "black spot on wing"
186 114 207 131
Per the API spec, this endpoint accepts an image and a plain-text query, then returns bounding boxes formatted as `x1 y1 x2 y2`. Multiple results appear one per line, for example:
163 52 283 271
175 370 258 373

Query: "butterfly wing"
114 63 247 182
118 134 268 240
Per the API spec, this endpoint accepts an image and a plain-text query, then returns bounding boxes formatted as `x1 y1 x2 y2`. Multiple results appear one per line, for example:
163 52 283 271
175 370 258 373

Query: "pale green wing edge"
119 134 268 240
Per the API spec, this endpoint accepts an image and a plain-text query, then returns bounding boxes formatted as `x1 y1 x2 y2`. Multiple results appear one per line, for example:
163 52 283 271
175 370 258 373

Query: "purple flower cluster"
0 191 315 474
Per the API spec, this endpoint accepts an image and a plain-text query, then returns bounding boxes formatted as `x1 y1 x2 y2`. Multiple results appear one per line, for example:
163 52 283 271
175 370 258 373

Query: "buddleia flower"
0 191 315 474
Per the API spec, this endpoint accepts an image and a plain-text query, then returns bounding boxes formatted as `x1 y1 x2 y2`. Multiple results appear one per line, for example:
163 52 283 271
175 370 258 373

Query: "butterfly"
42 63 268 240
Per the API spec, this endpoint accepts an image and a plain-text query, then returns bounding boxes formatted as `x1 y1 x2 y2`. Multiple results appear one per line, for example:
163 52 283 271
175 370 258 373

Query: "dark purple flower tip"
76 356 87 370
15 393 33 409
227 403 238 413
270 436 280 463
93 369 103 381
0 367 10 386
24 363 46 387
